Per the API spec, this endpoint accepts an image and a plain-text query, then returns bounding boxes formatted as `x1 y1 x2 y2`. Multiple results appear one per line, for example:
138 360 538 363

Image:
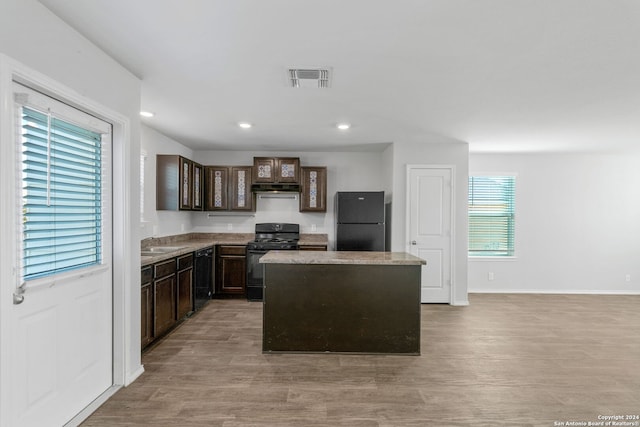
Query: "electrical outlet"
625 274 631 282
180 223 185 232
311 224 317 232
488 272 495 281
227 223 233 231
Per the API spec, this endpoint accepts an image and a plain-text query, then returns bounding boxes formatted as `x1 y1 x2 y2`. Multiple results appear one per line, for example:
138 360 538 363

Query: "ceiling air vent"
288 67 331 88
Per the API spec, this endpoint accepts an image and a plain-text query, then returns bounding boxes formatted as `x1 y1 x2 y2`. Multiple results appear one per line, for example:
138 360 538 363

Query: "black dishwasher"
194 246 214 310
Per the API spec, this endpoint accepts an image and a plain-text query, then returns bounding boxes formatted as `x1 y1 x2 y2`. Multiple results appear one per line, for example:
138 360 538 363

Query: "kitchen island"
260 251 426 355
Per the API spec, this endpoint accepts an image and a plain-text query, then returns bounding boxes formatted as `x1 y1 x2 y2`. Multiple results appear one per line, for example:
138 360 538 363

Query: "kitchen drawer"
218 245 246 256
141 265 153 284
178 254 194 270
299 245 327 251
154 258 176 278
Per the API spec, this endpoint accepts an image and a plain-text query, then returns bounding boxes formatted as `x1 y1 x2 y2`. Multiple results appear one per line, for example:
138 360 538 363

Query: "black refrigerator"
335 191 385 251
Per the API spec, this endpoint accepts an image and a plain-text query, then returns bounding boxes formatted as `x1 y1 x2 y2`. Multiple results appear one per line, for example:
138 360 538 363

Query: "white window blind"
468 175 515 257
19 105 105 281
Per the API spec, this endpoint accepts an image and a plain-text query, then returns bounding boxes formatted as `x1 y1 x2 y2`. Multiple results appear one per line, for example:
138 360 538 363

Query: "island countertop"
259 250 426 266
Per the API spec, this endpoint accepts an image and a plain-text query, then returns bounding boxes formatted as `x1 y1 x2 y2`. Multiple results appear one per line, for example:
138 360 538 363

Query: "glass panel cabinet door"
253 157 275 183
230 166 255 211
179 157 193 210
192 163 203 210
205 166 229 210
300 166 327 212
276 157 300 183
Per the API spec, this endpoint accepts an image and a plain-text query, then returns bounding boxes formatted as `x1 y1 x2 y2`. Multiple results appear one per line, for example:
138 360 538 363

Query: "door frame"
0 54 133 425
405 164 456 304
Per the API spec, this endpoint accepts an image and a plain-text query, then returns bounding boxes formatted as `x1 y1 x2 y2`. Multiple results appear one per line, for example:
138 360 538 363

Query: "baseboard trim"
126 364 145 386
63 364 145 427
468 289 640 295
64 384 121 427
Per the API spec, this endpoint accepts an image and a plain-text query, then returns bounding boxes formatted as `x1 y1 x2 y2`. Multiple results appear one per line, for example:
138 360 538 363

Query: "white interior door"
7 83 113 427
407 166 454 303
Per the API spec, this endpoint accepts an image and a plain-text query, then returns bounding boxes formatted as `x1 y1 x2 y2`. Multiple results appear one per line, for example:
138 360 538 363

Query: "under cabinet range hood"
251 183 300 193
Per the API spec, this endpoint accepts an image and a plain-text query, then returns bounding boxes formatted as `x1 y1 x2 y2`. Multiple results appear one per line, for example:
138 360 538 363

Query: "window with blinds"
468 175 515 257
20 106 103 281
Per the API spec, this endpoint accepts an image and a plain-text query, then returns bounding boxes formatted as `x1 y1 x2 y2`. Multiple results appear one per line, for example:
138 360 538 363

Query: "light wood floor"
82 294 640 427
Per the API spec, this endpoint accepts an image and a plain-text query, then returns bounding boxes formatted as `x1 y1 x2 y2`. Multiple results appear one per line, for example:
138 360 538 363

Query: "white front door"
407 166 454 303
6 83 113 427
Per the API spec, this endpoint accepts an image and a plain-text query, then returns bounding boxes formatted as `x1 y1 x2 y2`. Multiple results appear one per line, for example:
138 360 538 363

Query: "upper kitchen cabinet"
253 157 300 184
205 165 255 211
230 166 255 211
205 166 229 210
299 166 327 212
156 155 203 211
192 162 204 211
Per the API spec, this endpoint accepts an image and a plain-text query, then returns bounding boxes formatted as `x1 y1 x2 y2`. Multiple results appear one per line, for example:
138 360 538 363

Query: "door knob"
13 284 25 305
411 240 417 245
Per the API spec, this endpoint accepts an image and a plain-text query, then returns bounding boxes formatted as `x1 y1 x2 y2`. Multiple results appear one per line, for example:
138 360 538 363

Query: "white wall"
140 128 388 246
0 0 142 409
190 150 386 249
389 138 470 305
381 145 395 249
140 125 194 239
0 1 139 120
469 153 640 294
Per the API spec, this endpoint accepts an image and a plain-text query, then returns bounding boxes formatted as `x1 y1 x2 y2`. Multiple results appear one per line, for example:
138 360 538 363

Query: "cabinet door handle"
411 240 417 245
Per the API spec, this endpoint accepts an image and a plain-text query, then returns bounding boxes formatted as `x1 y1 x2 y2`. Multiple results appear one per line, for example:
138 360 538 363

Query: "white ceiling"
38 0 640 153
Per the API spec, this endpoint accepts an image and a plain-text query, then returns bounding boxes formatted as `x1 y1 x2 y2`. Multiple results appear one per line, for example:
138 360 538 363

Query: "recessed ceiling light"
140 111 154 118
238 122 252 129
337 123 350 130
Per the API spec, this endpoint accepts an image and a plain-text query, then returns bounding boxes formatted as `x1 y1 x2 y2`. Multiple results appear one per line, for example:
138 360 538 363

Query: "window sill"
469 256 518 262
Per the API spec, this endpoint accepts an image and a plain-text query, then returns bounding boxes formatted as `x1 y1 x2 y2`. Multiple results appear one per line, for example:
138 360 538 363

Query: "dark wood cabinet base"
263 263 421 354
142 253 194 351
215 245 247 296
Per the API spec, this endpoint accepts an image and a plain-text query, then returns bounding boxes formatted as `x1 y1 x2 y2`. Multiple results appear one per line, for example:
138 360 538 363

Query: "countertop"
259 250 426 266
140 232 329 267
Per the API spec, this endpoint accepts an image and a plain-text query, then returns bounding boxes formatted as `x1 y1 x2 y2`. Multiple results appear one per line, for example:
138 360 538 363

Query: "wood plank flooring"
82 294 640 427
